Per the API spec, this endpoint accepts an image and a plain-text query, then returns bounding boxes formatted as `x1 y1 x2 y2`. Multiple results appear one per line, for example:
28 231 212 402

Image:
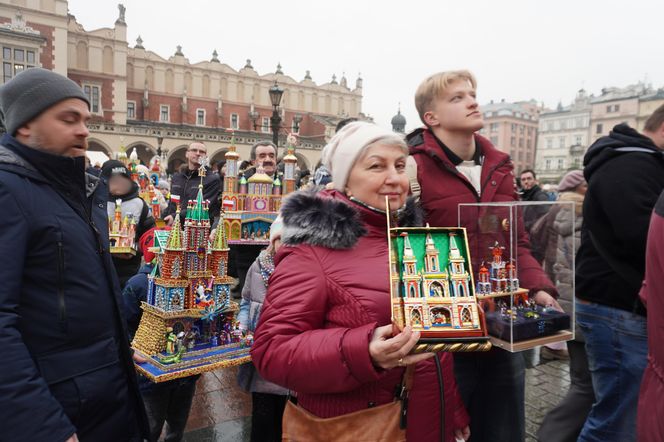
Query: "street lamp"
156 135 164 158
292 113 303 133
269 81 284 148
248 108 260 131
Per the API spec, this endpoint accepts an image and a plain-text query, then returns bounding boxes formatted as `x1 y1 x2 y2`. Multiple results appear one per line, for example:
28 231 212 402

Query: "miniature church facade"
396 232 481 335
132 170 237 357
221 132 298 243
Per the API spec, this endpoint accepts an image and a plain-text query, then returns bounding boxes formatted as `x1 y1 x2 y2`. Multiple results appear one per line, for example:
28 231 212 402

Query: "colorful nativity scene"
474 240 572 350
389 222 572 352
221 132 299 245
130 168 251 382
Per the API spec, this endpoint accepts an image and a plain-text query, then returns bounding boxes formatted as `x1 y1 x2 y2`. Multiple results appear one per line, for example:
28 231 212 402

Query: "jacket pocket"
56 231 67 333
35 335 120 385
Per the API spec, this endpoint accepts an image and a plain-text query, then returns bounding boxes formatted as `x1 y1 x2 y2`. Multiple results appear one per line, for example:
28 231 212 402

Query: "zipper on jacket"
56 235 67 333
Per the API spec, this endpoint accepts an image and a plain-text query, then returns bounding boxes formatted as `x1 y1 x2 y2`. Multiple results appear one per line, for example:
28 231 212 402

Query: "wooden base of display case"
489 330 574 353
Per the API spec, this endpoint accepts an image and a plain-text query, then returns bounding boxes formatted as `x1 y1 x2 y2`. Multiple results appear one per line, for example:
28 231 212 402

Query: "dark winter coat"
407 128 555 295
576 123 664 315
637 191 664 441
163 165 221 224
108 181 155 287
521 184 551 232
122 263 154 338
0 135 147 441
251 189 470 442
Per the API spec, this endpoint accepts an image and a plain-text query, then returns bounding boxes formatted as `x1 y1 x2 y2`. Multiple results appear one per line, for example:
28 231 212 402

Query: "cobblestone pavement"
181 357 571 442
525 358 571 442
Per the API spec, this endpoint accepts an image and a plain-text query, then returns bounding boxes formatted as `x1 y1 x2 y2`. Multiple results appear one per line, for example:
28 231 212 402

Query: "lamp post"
269 81 284 149
292 113 303 134
248 108 259 131
156 135 164 158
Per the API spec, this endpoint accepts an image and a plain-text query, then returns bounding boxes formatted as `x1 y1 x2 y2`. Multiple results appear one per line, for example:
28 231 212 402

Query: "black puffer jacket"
163 165 221 224
576 123 664 314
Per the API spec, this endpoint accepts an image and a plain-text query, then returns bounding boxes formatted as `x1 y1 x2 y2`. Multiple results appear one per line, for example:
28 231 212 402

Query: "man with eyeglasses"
163 141 221 225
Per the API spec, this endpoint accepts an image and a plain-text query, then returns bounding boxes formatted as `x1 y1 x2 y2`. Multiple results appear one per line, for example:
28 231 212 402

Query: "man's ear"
423 111 439 128
15 124 31 138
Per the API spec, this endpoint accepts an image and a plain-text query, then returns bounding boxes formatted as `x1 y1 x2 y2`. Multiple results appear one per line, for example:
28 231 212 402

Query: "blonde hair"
414 70 477 124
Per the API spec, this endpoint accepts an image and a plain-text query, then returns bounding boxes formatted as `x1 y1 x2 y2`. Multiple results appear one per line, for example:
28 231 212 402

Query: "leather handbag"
281 366 413 442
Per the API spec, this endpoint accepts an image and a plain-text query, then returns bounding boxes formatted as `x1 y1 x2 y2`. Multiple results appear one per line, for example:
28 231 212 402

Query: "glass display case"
457 201 576 352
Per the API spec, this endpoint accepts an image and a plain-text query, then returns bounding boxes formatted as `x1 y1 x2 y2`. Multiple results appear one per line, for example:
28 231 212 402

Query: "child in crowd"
237 217 288 442
102 159 155 288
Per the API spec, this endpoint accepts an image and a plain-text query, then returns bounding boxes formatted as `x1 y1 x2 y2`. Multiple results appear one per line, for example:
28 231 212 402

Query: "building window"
546 122 553 132
519 125 524 134
518 138 524 148
575 135 582 145
546 138 553 149
230 113 239 130
559 120 566 130
82 84 101 114
510 137 516 147
558 158 564 170
261 117 270 133
490 122 499 132
292 119 300 134
196 109 206 126
2 46 37 84
596 123 603 134
160 105 170 122
127 101 135 119
511 123 517 132
559 136 566 148
545 159 551 170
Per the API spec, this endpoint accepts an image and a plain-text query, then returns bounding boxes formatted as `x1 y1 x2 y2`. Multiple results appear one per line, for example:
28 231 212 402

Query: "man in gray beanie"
0 68 148 441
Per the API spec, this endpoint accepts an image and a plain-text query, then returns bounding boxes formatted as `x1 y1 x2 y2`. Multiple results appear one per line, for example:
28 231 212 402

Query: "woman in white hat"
250 122 470 441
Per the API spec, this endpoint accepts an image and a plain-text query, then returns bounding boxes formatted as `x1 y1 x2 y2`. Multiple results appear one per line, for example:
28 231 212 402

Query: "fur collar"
280 189 423 249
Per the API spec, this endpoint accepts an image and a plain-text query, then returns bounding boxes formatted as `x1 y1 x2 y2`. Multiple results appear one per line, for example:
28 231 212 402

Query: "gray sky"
68 0 664 133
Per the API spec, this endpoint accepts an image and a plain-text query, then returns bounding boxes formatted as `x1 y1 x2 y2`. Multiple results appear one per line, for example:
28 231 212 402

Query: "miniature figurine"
165 327 176 354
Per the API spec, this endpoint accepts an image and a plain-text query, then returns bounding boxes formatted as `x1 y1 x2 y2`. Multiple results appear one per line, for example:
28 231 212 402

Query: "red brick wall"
29 22 54 70
125 89 327 139
0 19 54 70
68 72 115 122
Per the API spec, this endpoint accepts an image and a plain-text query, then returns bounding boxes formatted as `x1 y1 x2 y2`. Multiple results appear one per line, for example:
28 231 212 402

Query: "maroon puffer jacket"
637 193 664 441
251 189 470 442
407 128 554 294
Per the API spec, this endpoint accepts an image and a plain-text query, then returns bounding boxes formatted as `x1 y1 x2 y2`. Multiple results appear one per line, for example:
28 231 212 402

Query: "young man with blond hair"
406 70 558 442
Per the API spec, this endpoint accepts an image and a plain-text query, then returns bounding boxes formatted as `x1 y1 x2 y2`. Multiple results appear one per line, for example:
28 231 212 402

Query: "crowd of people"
1 66 664 442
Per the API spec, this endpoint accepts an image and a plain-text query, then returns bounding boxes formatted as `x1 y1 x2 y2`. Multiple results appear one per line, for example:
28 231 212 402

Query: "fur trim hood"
280 189 423 249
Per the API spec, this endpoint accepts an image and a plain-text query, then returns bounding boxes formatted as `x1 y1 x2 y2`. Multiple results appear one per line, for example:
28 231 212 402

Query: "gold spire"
166 208 184 250
211 212 229 250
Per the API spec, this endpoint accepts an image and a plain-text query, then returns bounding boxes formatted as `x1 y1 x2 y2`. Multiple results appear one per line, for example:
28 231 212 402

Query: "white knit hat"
269 215 284 246
321 121 407 192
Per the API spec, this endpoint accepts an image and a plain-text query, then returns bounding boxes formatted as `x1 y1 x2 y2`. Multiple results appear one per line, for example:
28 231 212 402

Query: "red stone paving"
185 367 252 432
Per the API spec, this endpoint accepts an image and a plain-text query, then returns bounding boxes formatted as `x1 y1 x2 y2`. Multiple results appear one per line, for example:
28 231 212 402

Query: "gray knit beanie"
0 68 90 135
